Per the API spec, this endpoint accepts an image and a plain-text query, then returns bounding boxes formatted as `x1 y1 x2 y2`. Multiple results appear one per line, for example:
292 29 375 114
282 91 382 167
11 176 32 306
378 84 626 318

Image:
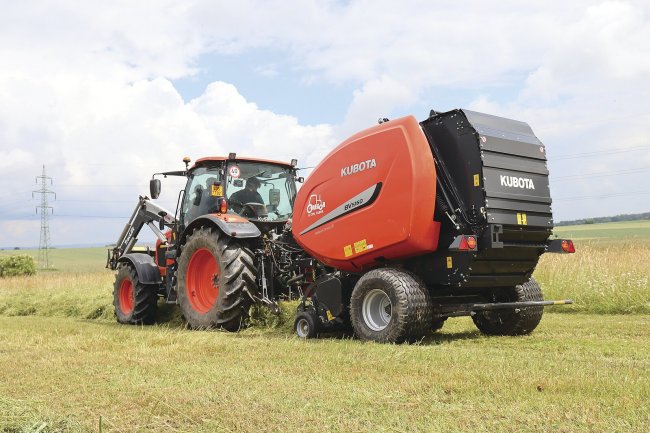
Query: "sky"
1 0 649 248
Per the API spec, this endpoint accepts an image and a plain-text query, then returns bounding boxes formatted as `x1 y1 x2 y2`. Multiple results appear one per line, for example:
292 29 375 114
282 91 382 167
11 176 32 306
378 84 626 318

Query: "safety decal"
446 256 453 269
473 174 480 187
326 310 335 321
211 184 223 196
516 212 528 225
228 166 241 178
343 245 353 258
354 239 367 254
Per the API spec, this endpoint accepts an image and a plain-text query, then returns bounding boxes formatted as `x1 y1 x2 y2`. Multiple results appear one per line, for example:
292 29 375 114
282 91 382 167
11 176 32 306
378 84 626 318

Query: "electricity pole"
33 165 55 268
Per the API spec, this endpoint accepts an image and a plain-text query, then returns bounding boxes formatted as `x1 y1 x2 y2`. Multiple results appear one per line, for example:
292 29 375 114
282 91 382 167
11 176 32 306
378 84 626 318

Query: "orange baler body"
292 116 440 272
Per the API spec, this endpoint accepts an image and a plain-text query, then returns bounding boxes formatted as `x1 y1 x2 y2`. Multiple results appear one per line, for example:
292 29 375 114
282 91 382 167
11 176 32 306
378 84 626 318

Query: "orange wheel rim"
119 279 134 314
186 248 219 313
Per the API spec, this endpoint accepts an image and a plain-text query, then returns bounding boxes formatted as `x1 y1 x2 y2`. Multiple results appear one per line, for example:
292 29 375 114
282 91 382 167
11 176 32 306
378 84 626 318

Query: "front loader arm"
106 196 176 270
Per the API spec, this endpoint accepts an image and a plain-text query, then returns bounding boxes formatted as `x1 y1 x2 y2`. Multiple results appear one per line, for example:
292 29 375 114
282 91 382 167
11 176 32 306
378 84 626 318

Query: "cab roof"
191 156 294 170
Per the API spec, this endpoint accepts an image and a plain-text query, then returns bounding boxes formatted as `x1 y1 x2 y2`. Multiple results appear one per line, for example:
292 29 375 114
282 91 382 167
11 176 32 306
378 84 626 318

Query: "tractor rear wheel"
472 277 544 336
177 226 258 331
350 268 432 343
113 263 158 325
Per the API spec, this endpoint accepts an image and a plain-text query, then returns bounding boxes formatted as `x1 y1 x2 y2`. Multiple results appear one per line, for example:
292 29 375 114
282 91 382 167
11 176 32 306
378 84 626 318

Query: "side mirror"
150 179 161 199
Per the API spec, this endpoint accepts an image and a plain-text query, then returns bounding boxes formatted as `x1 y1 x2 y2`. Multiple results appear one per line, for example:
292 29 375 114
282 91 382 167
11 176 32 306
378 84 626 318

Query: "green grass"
553 219 650 241
0 247 110 273
0 222 648 431
0 314 648 433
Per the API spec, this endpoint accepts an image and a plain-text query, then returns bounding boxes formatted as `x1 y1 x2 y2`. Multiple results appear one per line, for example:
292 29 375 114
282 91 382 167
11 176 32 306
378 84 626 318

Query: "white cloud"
2 0 650 246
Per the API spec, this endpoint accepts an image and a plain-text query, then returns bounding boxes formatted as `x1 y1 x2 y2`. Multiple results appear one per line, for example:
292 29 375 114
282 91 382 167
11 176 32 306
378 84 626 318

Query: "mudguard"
181 214 261 244
117 253 162 284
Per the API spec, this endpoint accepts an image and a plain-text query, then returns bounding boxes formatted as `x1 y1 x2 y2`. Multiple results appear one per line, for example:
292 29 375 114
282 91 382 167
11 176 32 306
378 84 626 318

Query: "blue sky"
1 0 649 248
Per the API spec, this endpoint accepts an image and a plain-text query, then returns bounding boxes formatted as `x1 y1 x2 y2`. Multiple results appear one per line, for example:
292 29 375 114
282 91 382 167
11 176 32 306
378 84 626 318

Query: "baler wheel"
350 268 432 343
177 226 258 331
294 310 320 339
472 277 544 336
112 263 157 325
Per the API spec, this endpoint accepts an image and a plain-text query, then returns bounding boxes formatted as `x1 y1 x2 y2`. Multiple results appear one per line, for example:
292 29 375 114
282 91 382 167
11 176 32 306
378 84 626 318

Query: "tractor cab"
180 156 298 233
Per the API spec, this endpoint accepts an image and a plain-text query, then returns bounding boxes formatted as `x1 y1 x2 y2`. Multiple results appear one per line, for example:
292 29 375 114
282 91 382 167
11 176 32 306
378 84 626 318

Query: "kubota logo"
341 158 377 177
500 175 535 190
306 194 326 216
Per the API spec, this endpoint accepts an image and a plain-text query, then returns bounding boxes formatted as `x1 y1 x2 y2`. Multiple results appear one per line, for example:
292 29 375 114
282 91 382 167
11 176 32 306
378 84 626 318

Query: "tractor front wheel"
112 263 158 325
350 268 432 343
472 277 544 336
177 226 258 331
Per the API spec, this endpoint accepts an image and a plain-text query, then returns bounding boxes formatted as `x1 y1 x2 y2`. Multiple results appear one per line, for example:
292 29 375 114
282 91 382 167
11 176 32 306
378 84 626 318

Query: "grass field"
0 314 648 433
0 221 649 432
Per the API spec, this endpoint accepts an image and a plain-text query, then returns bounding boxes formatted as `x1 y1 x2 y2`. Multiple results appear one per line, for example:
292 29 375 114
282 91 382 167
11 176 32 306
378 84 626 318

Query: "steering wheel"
241 202 267 219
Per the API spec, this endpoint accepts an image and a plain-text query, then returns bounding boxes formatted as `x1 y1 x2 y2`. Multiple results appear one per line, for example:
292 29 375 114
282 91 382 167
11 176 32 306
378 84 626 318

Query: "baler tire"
431 318 446 333
177 226 258 331
472 277 544 336
113 263 158 325
350 268 432 343
294 310 320 339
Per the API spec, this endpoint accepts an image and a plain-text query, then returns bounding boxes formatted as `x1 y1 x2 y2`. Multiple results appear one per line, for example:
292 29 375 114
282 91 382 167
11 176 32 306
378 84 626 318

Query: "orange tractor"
108 109 574 343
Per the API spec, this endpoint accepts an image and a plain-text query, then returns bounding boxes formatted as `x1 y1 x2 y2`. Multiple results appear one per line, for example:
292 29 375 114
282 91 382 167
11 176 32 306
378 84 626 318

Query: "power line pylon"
33 165 56 268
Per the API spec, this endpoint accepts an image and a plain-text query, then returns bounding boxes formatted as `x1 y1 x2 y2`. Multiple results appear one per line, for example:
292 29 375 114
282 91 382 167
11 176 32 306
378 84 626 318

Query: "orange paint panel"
292 116 439 272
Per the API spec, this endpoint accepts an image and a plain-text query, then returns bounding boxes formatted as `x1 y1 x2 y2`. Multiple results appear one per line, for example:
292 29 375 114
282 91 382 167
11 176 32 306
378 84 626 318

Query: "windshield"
225 161 296 221
181 166 223 225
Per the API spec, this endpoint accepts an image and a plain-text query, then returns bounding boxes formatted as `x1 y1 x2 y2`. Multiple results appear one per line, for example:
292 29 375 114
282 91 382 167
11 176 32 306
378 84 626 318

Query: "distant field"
553 219 650 241
0 246 120 273
0 220 648 315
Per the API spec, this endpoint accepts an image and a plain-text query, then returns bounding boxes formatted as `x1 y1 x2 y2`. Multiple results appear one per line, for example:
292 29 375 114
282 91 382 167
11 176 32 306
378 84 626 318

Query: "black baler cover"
420 109 553 230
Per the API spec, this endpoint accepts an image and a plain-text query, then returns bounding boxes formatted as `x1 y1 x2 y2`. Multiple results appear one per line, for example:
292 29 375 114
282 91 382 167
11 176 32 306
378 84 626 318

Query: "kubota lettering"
500 175 535 190
341 159 377 177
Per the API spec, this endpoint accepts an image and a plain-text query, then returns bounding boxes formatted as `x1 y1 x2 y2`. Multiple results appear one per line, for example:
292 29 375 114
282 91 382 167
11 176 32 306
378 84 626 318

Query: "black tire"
113 263 158 325
431 318 447 333
177 226 258 331
472 277 544 336
350 268 432 343
294 310 320 339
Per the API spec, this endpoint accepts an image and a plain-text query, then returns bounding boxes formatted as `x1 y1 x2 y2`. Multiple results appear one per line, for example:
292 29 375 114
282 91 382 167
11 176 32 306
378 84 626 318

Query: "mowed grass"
0 221 648 431
0 315 648 433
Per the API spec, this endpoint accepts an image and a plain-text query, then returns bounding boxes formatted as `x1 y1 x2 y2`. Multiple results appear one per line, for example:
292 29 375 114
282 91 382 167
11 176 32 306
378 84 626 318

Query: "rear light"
547 238 576 254
219 198 228 214
449 235 478 251
561 239 575 253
